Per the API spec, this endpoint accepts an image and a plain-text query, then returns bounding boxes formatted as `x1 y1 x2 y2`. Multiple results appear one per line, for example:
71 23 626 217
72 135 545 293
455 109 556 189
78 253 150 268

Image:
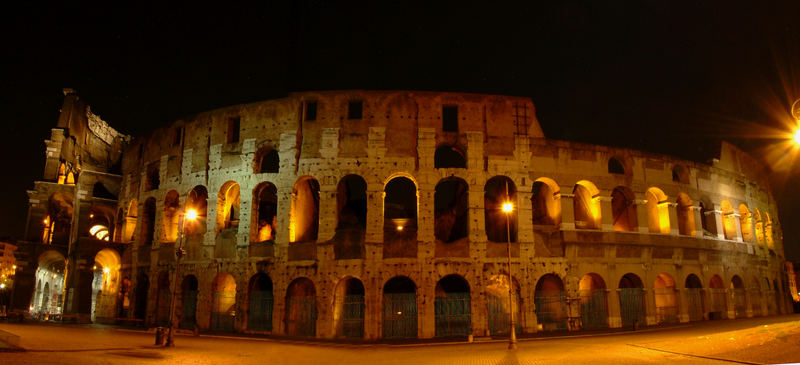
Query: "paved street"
1 315 799 364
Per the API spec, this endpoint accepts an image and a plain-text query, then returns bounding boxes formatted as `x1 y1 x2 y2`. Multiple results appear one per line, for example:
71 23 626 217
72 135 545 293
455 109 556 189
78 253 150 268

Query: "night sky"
3 2 799 260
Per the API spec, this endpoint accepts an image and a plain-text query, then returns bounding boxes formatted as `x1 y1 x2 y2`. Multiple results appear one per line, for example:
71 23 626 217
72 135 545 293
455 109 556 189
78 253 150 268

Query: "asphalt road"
1 315 799 365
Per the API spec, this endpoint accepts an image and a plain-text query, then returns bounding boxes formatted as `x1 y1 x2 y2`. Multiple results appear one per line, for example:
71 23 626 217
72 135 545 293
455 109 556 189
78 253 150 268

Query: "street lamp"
792 99 800 145
165 208 197 347
502 181 517 350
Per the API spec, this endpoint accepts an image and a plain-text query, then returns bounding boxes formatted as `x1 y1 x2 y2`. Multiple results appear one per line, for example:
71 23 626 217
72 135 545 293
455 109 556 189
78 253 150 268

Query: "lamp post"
165 208 197 347
502 180 517 350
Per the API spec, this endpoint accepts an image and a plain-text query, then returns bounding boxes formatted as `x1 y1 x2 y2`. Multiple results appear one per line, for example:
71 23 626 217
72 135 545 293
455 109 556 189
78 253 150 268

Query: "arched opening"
531 178 561 226
134 273 149 321
337 175 367 229
573 180 601 230
290 177 320 243
216 181 241 233
753 209 764 247
535 274 567 331
335 175 367 259
285 278 316 337
434 177 469 243
618 273 646 327
486 274 522 336
251 182 278 243
254 147 280 174
32 250 66 316
383 177 418 256
685 274 705 322
434 145 466 169
179 275 199 330
731 275 746 318
709 275 726 320
332 277 365 338
611 186 637 231
764 213 774 249
44 193 73 245
579 273 608 329
434 275 471 337
211 273 237 332
91 249 121 323
608 157 625 174
87 206 113 242
484 176 517 242
646 187 670 234
140 198 157 246
654 273 678 324
122 199 138 242
672 165 689 183
247 273 273 332
738 204 753 242
146 163 160 191
163 190 180 242
676 193 696 236
699 200 717 237
383 276 417 339
720 200 737 240
155 271 171 326
185 186 208 237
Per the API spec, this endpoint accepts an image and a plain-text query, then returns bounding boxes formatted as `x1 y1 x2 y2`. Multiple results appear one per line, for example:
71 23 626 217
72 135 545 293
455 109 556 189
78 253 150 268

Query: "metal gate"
733 289 746 318
156 288 171 326
534 291 567 331
654 288 678 324
487 293 521 336
579 289 608 329
383 293 417 339
619 288 646 327
340 294 364 338
435 292 471 337
179 290 198 330
286 296 316 337
709 288 727 318
211 291 236 332
686 288 704 322
248 291 273 332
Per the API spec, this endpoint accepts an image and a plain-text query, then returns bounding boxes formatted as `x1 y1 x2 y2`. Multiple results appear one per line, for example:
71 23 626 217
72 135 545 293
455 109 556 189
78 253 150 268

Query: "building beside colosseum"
11 88 795 339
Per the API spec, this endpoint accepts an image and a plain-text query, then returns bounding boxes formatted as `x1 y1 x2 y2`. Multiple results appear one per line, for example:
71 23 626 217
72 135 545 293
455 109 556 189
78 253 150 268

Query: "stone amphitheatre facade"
13 89 793 340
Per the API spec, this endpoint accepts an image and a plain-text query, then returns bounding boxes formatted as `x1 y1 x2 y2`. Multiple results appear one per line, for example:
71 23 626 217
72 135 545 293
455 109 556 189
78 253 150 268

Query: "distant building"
11 89 793 339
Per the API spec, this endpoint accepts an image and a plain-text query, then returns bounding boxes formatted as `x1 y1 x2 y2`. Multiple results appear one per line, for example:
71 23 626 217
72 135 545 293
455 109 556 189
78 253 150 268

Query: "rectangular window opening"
348 101 363 119
442 105 458 132
227 117 240 143
305 101 317 121
172 127 183 147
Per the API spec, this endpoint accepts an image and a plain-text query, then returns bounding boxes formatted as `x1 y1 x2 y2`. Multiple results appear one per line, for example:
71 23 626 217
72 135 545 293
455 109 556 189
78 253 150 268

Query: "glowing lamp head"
396 225 404 232
186 209 198 221
0 283 5 289
103 267 110 274
794 127 800 145
502 202 514 213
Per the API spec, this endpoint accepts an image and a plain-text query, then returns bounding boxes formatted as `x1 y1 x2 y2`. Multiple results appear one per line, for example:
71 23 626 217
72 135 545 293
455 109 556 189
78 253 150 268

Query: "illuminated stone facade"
14 90 794 339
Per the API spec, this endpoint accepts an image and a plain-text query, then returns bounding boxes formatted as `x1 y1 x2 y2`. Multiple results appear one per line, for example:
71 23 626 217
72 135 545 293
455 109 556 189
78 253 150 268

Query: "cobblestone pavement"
1 315 798 365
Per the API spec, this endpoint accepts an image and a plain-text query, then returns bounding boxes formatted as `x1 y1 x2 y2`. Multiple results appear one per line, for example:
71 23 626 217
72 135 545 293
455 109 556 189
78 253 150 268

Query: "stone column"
608 289 622 328
678 288 690 323
517 190 533 243
711 205 725 240
560 193 575 230
726 288 736 319
732 213 743 242
667 203 679 235
693 205 704 238
644 288 656 326
365 187 382 243
469 183 486 242
417 184 435 243
635 199 650 233
599 196 613 231
317 180 337 242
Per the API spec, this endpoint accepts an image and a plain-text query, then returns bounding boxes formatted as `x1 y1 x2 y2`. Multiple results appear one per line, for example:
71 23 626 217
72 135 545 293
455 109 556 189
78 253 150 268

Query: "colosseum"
11 88 794 340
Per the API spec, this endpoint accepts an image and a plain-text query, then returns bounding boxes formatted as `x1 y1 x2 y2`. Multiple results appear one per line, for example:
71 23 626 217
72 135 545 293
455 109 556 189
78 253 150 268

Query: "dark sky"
2 2 799 259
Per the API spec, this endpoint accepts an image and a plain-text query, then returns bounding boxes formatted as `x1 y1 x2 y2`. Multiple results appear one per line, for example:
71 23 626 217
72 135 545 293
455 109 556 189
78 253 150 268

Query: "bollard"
154 327 165 346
